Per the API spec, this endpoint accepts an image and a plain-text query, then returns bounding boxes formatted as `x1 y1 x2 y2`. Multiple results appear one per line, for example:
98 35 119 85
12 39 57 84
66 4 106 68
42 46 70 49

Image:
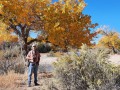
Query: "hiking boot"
34 83 40 86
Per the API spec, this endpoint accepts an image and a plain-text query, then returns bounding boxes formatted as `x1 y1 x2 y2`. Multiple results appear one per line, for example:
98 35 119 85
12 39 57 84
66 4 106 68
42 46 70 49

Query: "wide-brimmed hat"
32 44 36 47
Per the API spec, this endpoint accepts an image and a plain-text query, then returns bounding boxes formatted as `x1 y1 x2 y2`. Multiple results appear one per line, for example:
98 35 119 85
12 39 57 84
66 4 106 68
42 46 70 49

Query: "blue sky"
52 0 120 31
83 0 120 31
31 0 120 43
83 0 120 43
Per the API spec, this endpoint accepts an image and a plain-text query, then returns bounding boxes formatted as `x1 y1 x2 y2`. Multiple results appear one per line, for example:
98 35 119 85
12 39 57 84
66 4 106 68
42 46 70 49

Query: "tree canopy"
97 26 120 53
42 0 98 50
0 0 50 53
0 0 98 52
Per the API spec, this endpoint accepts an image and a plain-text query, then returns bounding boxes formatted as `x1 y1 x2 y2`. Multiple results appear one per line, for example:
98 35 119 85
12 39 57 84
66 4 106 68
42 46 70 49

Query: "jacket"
26 50 41 65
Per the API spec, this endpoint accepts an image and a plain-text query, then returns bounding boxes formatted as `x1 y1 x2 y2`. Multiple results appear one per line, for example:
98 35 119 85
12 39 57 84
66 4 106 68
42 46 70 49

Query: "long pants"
28 63 38 85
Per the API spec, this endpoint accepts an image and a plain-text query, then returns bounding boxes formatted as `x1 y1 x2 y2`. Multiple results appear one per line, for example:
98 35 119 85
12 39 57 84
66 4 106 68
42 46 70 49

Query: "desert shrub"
53 44 120 90
47 51 63 57
47 51 55 57
0 45 25 74
14 63 25 74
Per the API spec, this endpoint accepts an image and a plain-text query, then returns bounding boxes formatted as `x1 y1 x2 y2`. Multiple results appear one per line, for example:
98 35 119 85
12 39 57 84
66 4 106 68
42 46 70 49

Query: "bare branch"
9 24 21 36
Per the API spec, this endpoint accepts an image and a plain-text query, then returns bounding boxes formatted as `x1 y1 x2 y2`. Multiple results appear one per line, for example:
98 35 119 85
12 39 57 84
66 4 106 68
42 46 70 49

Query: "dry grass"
0 70 57 90
0 50 3 56
0 71 27 89
47 51 63 57
54 52 64 57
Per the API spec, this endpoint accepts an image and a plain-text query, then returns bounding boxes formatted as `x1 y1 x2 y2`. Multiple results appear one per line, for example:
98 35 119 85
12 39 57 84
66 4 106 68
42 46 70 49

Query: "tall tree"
42 0 98 50
0 0 50 54
97 26 120 53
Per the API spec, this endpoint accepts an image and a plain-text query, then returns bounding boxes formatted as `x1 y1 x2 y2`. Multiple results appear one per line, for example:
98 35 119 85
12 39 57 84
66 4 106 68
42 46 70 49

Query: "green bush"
37 43 51 53
53 44 120 90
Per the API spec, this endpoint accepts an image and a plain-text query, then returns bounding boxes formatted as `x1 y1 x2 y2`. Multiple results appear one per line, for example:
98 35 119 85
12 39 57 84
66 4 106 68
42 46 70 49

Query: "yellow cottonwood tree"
43 0 98 50
98 30 120 53
0 21 18 43
0 0 51 54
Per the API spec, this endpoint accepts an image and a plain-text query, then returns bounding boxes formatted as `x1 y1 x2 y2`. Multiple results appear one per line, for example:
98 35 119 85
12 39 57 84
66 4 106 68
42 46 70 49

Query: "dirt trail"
40 53 58 64
19 77 53 90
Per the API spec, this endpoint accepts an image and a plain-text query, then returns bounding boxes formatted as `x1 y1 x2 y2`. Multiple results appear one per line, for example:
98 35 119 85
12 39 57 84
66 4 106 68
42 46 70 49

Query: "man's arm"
26 51 32 60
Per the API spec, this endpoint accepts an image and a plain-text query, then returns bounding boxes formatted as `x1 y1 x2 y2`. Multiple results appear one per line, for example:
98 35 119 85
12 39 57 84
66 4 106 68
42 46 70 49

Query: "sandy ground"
108 54 120 66
38 53 58 72
40 53 120 66
40 53 58 64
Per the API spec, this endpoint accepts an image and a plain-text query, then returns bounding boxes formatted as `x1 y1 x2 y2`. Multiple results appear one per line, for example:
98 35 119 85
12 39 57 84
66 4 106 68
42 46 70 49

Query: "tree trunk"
111 46 116 54
23 44 28 56
23 36 28 56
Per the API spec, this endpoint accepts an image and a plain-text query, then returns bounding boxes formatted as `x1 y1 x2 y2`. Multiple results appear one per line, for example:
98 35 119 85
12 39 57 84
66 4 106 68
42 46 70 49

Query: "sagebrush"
53 44 120 90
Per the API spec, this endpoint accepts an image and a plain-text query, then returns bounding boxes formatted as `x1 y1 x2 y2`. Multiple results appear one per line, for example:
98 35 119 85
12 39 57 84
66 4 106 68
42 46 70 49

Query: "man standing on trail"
26 44 41 87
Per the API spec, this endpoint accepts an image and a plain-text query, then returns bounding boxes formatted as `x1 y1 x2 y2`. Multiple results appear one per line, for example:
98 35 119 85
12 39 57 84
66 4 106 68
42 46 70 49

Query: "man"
26 44 41 87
